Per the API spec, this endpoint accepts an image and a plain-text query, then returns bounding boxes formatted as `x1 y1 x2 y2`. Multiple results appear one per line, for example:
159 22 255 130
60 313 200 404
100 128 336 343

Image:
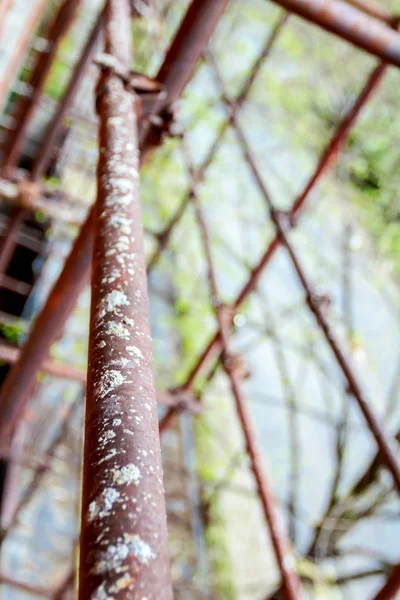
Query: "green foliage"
0 322 23 345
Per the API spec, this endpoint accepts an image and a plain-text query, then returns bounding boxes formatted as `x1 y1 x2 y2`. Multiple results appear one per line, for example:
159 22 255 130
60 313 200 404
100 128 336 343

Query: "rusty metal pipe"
371 565 400 600
140 0 230 156
79 2 172 598
0 212 93 439
0 0 82 288
269 0 400 66
343 0 398 27
0 0 230 449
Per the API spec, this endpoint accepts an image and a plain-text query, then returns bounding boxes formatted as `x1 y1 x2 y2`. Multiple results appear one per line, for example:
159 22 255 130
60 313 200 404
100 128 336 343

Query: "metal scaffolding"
0 0 400 598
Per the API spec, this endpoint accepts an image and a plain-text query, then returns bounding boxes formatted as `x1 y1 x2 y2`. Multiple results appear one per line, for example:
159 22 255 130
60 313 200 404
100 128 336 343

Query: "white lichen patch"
88 488 121 522
122 316 135 327
91 582 114 600
99 430 116 445
113 418 122 426
105 321 130 340
98 448 117 465
109 357 129 368
109 214 132 234
123 533 155 565
126 345 143 358
109 573 135 593
92 542 129 575
96 370 125 399
97 448 117 465
112 463 141 486
99 290 129 319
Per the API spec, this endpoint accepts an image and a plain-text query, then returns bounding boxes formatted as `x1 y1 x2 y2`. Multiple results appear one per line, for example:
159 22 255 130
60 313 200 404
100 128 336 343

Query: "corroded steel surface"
78 1 172 598
270 0 400 65
372 564 400 600
0 0 230 450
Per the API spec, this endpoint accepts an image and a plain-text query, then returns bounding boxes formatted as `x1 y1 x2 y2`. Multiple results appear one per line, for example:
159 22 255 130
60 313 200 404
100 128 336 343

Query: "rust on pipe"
0 0 230 446
2 0 81 174
79 1 172 598
190 161 302 600
0 207 25 283
372 565 400 600
269 0 400 66
343 0 398 27
140 0 230 157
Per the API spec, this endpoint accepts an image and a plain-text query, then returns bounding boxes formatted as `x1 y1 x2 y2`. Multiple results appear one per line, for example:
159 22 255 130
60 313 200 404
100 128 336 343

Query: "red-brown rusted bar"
344 0 398 26
191 160 302 600
2 0 81 174
0 0 230 445
0 0 48 113
269 0 400 65
30 8 105 182
371 565 400 600
0 342 86 382
233 121 400 496
147 10 288 273
79 1 172 598
159 60 386 432
140 0 230 157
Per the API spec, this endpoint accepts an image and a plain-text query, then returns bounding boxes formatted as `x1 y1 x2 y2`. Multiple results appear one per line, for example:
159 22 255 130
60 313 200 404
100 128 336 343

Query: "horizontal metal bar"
270 0 400 66
0 342 86 382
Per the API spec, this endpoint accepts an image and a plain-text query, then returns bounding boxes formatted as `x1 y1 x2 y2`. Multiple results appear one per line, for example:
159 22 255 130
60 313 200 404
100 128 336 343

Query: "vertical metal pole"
79 1 172 598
